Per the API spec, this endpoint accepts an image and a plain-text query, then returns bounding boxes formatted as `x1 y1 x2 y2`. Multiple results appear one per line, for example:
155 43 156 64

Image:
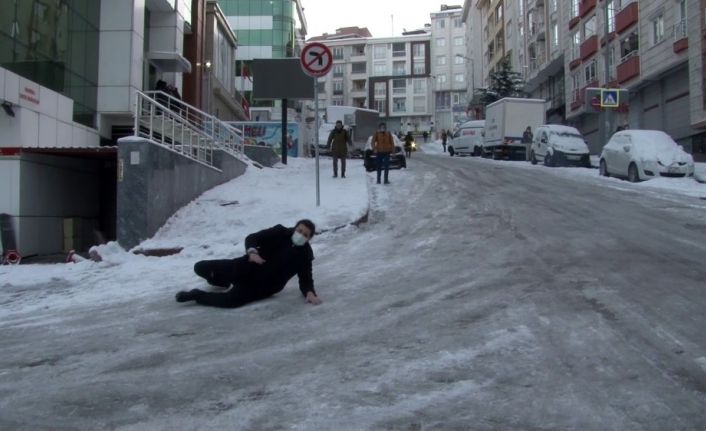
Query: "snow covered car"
530 124 591 167
363 135 407 172
599 130 695 182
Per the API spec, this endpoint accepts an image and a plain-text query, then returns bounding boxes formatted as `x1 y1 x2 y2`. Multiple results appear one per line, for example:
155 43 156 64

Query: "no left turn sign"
300 42 333 77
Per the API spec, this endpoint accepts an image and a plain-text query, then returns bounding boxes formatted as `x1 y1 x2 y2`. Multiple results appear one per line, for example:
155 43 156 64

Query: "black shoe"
175 289 198 303
376 179 381 184
333 174 338 178
341 174 346 178
384 180 390 184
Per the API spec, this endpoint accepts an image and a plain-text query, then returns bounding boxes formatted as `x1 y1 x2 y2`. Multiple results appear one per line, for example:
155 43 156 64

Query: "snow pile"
0 158 369 313
616 130 693 165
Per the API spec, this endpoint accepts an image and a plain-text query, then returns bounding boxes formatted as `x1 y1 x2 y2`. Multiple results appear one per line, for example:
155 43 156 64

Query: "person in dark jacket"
522 126 533 161
327 120 352 178
404 132 414 158
441 130 447 152
175 220 321 308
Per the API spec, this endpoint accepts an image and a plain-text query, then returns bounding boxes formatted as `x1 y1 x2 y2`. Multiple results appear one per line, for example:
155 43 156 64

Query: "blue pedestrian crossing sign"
600 89 620 108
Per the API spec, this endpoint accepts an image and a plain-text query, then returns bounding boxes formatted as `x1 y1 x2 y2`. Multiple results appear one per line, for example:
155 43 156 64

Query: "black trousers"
191 257 279 308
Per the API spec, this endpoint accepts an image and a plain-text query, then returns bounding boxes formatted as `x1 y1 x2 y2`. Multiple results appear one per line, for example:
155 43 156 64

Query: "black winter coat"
244 224 315 296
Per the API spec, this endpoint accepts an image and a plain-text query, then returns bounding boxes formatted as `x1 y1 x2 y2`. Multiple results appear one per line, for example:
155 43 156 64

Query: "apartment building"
430 5 469 131
564 0 697 154
461 0 486 119
522 0 567 123
310 30 434 134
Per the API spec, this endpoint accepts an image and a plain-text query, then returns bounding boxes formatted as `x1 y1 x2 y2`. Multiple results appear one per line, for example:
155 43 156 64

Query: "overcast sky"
302 0 451 39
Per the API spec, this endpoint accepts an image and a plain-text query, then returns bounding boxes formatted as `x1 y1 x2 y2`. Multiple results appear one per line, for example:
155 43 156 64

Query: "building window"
333 80 344 95
437 56 447 66
435 91 451 109
374 99 386 113
607 0 616 32
413 96 426 113
571 72 581 101
571 0 580 18
373 63 387 76
552 23 559 50
453 36 464 46
333 64 344 77
332 98 344 106
351 62 366 74
393 97 407 112
436 74 447 88
413 43 426 57
393 61 406 75
584 60 596 83
621 31 639 59
454 18 463 28
454 73 465 83
413 79 426 94
392 42 406 57
651 15 664 45
454 55 464 65
436 38 446 47
572 31 580 60
438 19 446 28
413 60 426 75
374 45 387 59
333 47 344 60
374 82 387 97
495 4 503 23
584 15 596 39
392 79 406 94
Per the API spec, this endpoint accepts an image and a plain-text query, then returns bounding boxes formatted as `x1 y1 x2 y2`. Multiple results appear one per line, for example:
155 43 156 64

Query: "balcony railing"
673 19 689 53
617 52 640 83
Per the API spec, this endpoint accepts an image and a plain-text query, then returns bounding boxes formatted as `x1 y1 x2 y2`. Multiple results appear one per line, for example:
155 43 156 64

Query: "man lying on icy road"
175 219 322 308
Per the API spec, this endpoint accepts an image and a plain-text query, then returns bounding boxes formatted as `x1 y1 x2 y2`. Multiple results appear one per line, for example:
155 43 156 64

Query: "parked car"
363 135 407 172
599 130 695 182
530 124 591 167
449 120 485 157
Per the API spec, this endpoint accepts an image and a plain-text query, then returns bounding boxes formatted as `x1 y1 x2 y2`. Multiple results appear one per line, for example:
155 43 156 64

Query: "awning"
146 51 192 73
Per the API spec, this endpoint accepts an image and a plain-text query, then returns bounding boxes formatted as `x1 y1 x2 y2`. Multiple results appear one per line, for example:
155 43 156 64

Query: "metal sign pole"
314 79 320 207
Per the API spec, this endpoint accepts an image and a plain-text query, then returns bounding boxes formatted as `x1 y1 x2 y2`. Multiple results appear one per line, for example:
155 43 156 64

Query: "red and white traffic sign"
300 42 333 77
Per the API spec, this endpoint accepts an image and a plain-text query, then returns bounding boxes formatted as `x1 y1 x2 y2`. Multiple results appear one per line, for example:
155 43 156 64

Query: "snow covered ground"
2 148 706 429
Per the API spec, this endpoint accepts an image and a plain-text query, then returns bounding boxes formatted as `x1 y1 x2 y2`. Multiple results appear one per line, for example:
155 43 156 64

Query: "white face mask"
292 231 308 246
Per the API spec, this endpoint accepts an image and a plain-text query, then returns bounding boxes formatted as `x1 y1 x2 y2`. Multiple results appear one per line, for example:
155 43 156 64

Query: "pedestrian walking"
404 132 414 158
441 130 447 152
371 122 395 184
175 220 322 308
423 130 429 143
447 129 454 156
522 126 533 161
327 120 351 178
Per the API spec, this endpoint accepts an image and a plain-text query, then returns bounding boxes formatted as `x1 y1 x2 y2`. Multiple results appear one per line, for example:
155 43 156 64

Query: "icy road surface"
2 154 706 430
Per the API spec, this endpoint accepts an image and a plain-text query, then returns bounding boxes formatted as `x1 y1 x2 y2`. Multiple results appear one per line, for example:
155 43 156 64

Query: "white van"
530 124 591 167
449 120 485 156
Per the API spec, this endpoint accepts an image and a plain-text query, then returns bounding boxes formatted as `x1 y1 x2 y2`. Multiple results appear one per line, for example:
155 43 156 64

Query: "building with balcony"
564 0 697 155
523 0 567 124
461 0 485 120
309 28 434 134
430 4 469 131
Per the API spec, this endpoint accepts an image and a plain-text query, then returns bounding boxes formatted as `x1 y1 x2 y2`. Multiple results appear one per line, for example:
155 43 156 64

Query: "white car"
449 120 485 157
599 130 695 182
530 124 591 167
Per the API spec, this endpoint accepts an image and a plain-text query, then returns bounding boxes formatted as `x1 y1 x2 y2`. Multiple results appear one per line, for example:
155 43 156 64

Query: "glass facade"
217 0 296 58
0 0 100 127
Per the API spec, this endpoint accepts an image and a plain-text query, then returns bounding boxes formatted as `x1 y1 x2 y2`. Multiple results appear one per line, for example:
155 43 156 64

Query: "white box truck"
482 98 545 160
314 106 379 157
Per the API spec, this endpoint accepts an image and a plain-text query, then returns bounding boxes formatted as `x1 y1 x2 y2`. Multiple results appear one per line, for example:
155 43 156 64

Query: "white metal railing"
674 19 687 41
134 90 244 168
620 49 639 63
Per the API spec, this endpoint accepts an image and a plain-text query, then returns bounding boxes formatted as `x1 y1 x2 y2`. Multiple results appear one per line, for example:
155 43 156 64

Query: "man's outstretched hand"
306 291 322 305
248 253 266 265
